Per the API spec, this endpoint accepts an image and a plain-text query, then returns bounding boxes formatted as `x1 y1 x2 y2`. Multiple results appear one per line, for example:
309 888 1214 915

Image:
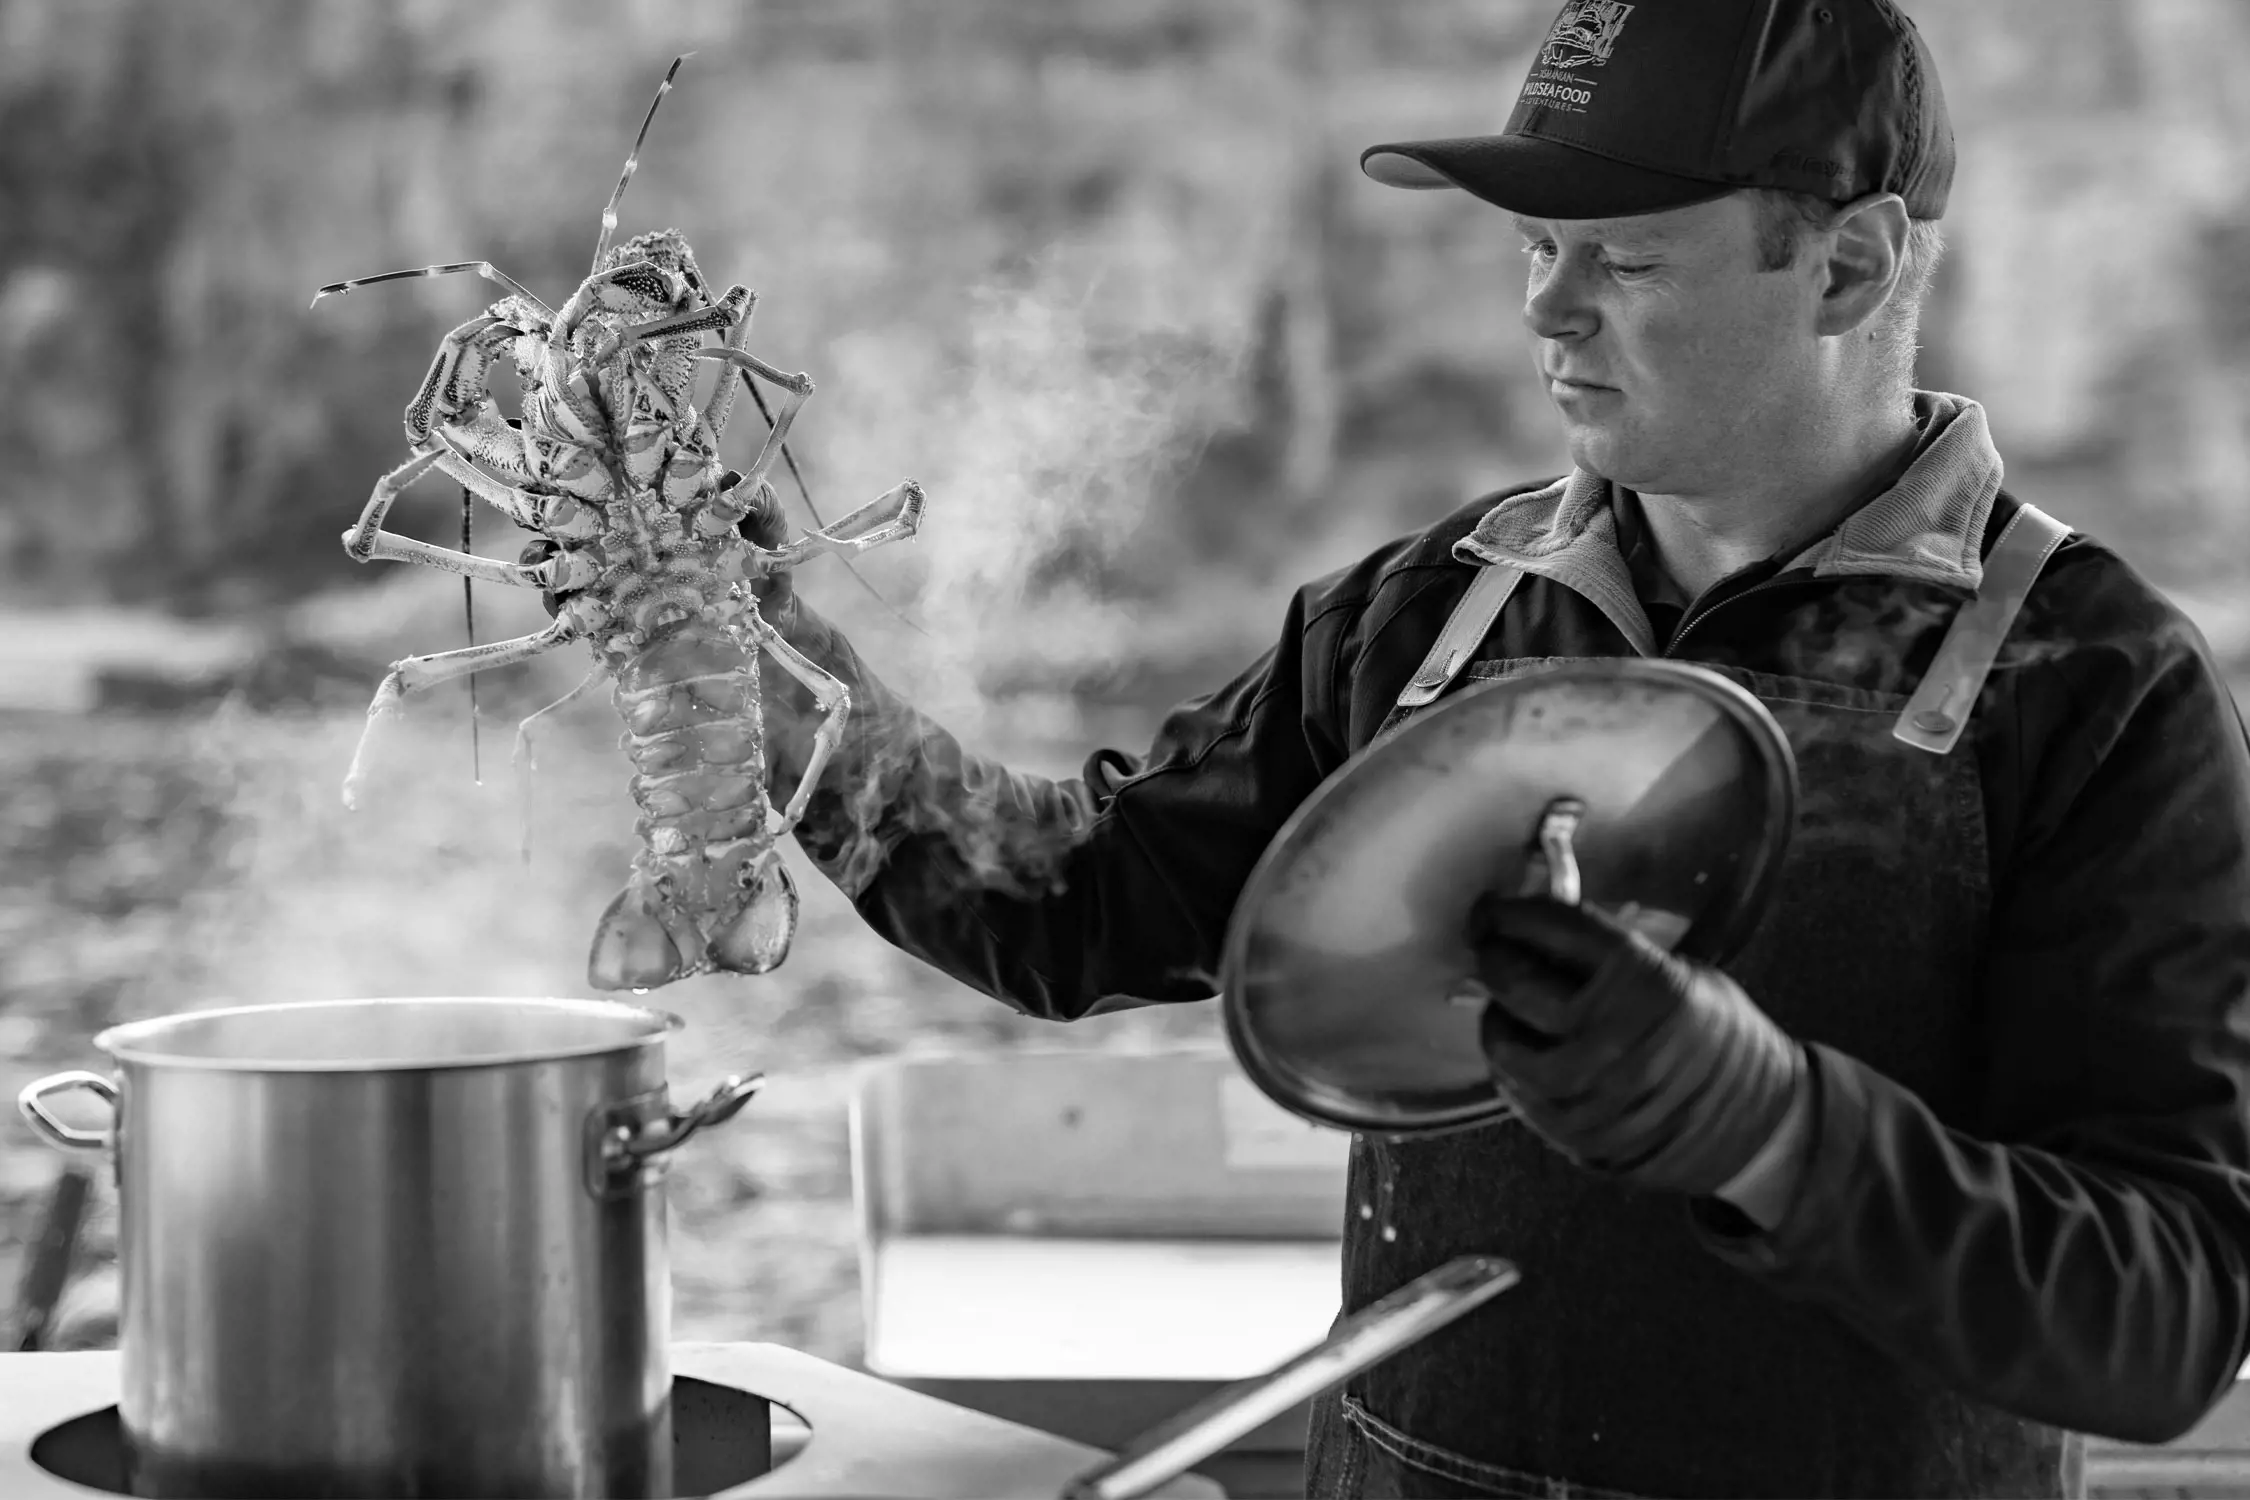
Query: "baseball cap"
1361 0 1954 221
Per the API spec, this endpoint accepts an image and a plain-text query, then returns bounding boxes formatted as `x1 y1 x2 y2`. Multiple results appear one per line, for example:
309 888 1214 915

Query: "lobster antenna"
461 486 482 783
311 261 552 316
593 54 690 271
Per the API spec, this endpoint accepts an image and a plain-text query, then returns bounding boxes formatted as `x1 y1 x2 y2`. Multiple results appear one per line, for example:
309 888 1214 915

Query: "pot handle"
620 1073 764 1161
17 1072 118 1153
591 1073 764 1196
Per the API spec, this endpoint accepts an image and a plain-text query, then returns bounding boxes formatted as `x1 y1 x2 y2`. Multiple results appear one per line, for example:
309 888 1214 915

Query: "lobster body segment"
317 71 927 993
595 621 797 991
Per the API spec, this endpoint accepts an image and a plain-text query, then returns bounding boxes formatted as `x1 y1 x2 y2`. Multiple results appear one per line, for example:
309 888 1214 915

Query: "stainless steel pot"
17 996 760 1500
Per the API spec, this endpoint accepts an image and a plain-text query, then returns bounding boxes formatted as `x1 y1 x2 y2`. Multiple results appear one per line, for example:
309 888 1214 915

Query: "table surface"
866 1235 1341 1381
0 1342 1225 1500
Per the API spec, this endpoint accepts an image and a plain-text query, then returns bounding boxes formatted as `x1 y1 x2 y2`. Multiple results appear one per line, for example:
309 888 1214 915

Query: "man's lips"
1546 373 1615 391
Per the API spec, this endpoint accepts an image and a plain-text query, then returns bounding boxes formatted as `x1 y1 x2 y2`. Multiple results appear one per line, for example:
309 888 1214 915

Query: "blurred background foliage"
10 0 2250 650
8 0 2250 1358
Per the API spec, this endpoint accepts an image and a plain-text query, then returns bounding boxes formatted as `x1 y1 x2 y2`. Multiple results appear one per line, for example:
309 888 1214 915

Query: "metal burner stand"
0 1342 1222 1499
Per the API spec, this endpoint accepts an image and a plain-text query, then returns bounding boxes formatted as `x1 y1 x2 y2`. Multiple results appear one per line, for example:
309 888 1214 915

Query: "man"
721 1 2250 1494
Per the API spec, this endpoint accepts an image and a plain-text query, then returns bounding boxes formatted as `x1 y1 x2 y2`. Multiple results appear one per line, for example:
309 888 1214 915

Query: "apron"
1302 508 2082 1499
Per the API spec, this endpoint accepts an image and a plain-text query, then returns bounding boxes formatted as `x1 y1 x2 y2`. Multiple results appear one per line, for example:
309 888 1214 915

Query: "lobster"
314 57 925 992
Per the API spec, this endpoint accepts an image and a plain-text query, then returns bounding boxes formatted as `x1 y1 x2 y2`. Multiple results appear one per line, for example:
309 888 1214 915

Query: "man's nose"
1523 261 1596 343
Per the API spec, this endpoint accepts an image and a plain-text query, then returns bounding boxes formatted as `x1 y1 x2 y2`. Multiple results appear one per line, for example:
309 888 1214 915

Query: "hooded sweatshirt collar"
1453 392 2007 654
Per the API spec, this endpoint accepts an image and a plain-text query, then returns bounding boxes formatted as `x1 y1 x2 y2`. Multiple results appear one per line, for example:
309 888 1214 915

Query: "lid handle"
1528 796 1587 906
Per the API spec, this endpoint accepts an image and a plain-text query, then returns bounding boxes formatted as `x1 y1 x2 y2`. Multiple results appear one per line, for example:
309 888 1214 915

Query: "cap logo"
1540 0 1634 70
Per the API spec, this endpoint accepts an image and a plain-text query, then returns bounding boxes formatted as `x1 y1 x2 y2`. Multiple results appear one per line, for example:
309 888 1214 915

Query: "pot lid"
1220 659 1798 1136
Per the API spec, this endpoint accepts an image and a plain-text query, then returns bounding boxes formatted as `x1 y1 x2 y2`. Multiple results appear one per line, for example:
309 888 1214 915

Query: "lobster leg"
341 447 449 562
342 619 576 810
697 289 760 445
348 531 567 587
688 347 812 494
343 443 602 590
417 440 600 540
341 449 593 591
599 283 749 366
405 312 608 498
404 314 528 448
511 668 606 865
735 601 853 836
760 479 926 571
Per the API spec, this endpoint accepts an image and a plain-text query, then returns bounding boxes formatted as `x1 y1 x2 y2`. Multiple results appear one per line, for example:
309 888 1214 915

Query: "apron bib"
1303 510 2080 1499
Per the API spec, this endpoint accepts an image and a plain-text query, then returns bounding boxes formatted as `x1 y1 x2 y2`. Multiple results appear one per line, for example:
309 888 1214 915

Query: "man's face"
1515 193 1820 493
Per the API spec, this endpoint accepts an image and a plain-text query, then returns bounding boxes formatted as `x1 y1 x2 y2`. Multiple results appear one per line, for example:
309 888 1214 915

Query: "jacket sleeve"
1694 579 2250 1444
758 585 1357 1020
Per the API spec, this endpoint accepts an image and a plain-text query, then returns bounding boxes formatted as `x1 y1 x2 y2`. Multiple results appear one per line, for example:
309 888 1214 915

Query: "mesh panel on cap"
1869 0 1924 191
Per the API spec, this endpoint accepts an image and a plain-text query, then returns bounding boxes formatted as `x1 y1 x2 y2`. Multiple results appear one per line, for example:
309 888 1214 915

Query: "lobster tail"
708 848 799 975
589 879 687 992
586 846 799 990
587 622 800 991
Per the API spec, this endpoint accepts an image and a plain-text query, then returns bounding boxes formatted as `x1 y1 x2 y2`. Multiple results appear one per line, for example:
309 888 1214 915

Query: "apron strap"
1391 504 2070 747
1395 564 1525 711
1892 502 2073 755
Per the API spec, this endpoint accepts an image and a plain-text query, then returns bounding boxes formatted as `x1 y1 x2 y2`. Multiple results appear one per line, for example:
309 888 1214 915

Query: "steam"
809 241 1256 726
1740 563 2194 878
1759 560 2148 696
81 123 1276 1093
1761 585 1961 694
766 235 1263 909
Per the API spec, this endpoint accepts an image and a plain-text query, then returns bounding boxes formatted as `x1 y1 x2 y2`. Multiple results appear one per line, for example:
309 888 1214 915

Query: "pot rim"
91 995 685 1074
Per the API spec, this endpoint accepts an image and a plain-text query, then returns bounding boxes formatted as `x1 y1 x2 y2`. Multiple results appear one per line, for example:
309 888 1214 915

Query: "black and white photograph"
6 2 2250 1496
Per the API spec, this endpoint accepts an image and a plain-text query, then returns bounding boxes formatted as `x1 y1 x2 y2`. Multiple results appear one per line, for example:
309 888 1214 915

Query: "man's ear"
1814 193 1910 337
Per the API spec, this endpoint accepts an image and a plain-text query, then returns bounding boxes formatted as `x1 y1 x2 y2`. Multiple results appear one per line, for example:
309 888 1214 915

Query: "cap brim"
1361 135 1735 220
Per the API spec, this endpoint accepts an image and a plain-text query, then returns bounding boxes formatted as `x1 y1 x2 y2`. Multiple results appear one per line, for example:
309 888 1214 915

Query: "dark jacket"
771 392 2250 1448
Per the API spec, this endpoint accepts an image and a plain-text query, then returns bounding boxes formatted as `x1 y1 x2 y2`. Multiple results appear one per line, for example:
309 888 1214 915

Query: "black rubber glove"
732 475 797 625
1467 894 1808 1200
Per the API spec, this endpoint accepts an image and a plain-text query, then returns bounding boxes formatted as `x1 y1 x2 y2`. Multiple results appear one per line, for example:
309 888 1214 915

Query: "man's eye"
1520 241 1556 261
1604 259 1656 277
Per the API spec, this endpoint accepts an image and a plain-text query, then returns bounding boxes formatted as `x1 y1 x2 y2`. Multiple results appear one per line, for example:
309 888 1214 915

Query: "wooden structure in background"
851 1048 1348 1498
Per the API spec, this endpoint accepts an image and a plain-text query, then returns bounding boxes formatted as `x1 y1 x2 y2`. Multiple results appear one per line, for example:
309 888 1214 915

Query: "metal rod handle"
1061 1254 1521 1500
